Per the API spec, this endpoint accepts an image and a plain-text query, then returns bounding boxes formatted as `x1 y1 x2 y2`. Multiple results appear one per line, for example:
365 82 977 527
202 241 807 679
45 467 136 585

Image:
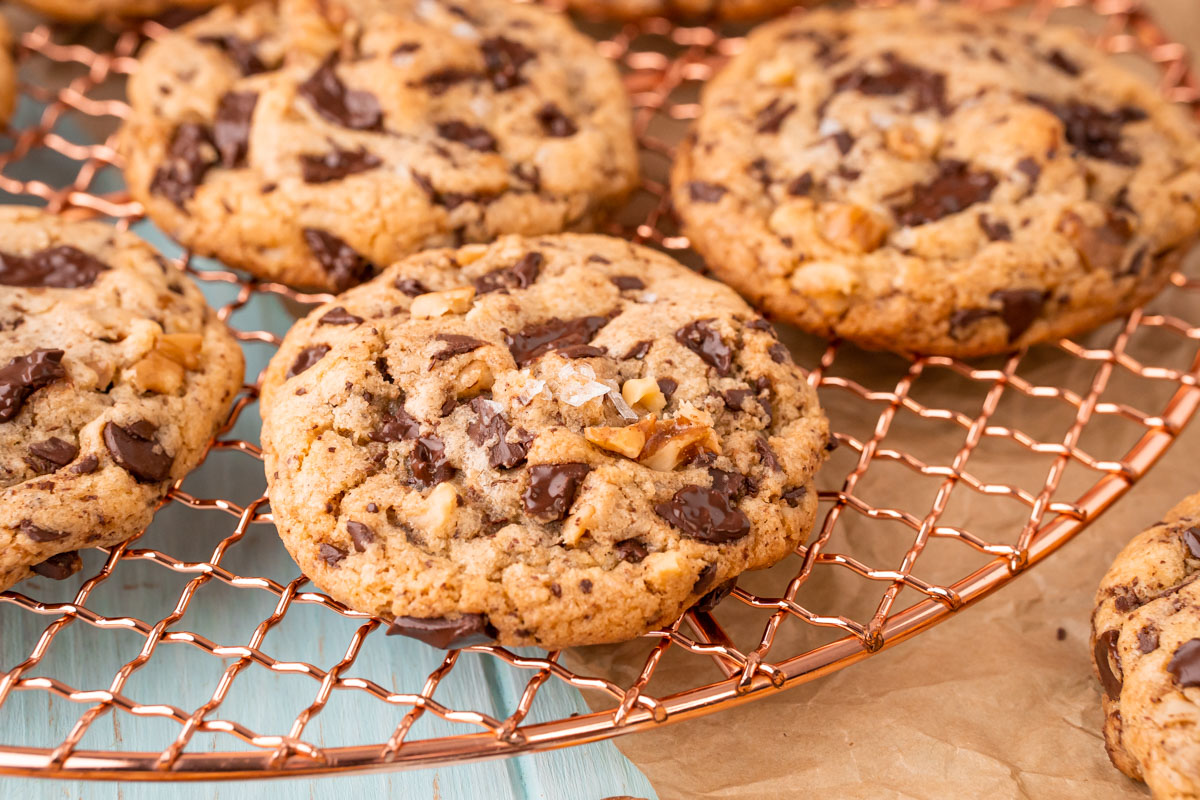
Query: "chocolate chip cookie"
119 0 639 293
1091 492 1200 798
672 5 1200 358
567 0 796 22
12 0 238 22
259 234 829 649
0 208 244 592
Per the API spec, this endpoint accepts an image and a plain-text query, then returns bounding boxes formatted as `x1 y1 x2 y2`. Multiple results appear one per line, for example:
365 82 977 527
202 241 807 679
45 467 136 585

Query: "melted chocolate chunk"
1046 49 1081 76
614 538 648 563
895 160 998 227
468 397 530 469
611 275 645 291
303 228 374 291
319 542 347 567
103 421 173 483
474 252 542 294
387 613 497 648
1181 526 1200 558
978 214 1012 242
755 437 781 472
213 91 257 168
1094 628 1122 699
480 36 535 91
833 53 949 114
1138 625 1159 654
624 340 651 360
557 344 606 359
432 333 488 361
27 437 79 473
992 289 1047 341
411 435 455 488
318 306 363 326
0 246 109 289
654 486 750 543
1168 638 1200 688
395 277 430 297
755 98 796 134
523 463 591 521
300 147 382 183
19 519 67 542
675 319 732 375
537 103 577 137
505 315 611 367
694 577 736 612
150 122 217 208
436 120 497 152
687 181 727 203
787 173 814 197
371 398 420 442
200 34 267 75
722 388 750 411
708 467 751 501
347 520 375 552
70 454 99 474
0 349 66 423
31 551 80 581
657 377 677 401
298 56 383 131
287 344 329 378
1029 97 1146 165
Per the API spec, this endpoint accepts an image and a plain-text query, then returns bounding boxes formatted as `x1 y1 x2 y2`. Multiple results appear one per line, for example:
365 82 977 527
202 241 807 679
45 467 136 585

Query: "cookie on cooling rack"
671 5 1200 358
0 208 244 592
1091 491 1200 798
259 234 830 649
118 0 639 294
566 0 796 22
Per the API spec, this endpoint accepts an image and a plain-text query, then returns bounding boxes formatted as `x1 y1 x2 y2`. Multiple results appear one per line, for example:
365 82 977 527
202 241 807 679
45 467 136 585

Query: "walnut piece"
155 333 203 369
128 351 184 394
410 287 476 319
819 203 889 253
584 413 720 470
621 377 666 414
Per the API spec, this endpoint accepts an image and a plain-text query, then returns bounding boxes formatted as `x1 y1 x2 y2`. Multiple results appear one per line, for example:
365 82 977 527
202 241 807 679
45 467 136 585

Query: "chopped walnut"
584 413 720 470
818 203 889 253
453 361 494 399
455 244 489 265
128 351 185 394
585 424 647 459
621 377 666 414
155 332 203 369
884 120 941 161
415 482 459 541
561 502 596 547
410 287 476 318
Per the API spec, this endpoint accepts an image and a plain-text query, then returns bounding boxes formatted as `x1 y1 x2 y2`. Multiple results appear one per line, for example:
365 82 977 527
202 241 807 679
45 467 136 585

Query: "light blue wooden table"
0 101 658 800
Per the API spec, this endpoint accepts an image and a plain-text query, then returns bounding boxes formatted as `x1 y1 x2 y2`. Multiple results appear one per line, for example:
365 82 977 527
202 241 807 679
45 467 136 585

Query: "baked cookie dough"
11 0 239 22
566 0 796 22
0 208 244 592
260 234 830 649
672 5 1200 357
1093 492 1200 799
119 0 639 293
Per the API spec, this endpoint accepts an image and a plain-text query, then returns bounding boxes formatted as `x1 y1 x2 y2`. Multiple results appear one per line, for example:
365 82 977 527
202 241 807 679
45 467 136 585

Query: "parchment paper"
571 3 1199 794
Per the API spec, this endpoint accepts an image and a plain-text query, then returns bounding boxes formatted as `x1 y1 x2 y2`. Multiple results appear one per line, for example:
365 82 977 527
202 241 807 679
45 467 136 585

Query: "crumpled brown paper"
566 2 1198 789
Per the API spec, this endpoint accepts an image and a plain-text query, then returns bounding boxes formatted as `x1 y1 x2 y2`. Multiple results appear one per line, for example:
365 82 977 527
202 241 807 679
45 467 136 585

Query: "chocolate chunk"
287 344 330 378
557 345 606 359
1029 97 1146 165
991 289 1047 341
624 340 651 360
103 421 173 483
782 486 807 507
829 131 854 155
480 36 535 91
895 160 998 227
1168 638 1200 688
694 578 735 613
31 551 80 581
318 306 364 326
347 521 375 552
755 98 796 134
200 34 267 75
19 519 67 542
417 67 478 95
708 467 750 501
303 228 374 291
1094 628 1122 699
411 435 455 488
536 103 577 137
474 252 542 294
675 319 732 375
522 463 591 521
654 486 750 543
468 398 530 469
833 54 949 114
657 377 677 401
319 542 347 567
1015 157 1041 184
978 214 1012 242
614 538 648 563
70 454 99 474
436 120 497 152
213 91 257 168
27 437 79 472
549 583 562 598
580 578 593 594
387 613 497 648
0 349 66 423
787 173 814 197
395 277 430 297
432 333 488 361
768 343 788 364
150 122 217 208
755 437 781 472
687 181 727 203
1046 49 1081 76
300 147 382 183
372 399 420 442
0 246 109 289
505 315 611 367
298 56 383 131
948 307 998 337
1182 527 1200 558
611 275 645 291
1138 625 1159 654
722 388 750 411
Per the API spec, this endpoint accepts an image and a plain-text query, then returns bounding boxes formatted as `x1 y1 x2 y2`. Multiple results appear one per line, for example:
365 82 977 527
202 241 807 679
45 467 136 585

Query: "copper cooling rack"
1 0 1199 780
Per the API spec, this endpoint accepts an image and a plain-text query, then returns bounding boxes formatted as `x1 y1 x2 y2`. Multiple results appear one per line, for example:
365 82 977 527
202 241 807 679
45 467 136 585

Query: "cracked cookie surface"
0 208 244 592
120 0 639 292
260 234 829 649
1093 492 1200 800
672 5 1200 357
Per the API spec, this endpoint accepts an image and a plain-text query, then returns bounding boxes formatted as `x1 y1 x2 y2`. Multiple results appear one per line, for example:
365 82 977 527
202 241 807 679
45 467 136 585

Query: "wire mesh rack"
1 0 1198 781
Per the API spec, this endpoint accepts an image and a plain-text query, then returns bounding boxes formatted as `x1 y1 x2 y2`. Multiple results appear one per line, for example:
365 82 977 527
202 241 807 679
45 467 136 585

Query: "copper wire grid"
0 0 1198 780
